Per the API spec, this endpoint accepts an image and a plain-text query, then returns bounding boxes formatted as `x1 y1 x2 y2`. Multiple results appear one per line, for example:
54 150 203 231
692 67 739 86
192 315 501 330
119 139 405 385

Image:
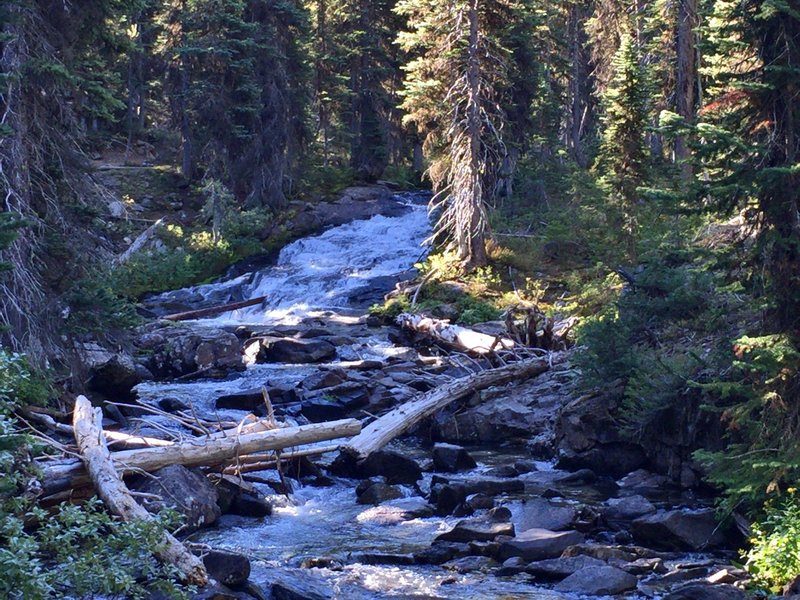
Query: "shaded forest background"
1 0 799 596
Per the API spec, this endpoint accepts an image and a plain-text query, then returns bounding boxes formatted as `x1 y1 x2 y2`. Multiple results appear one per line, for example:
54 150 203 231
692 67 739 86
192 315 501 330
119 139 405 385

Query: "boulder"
524 555 608 580
137 325 243 378
202 550 251 587
435 509 515 543
554 565 638 595
663 584 747 600
215 388 265 411
414 542 470 565
300 398 349 422
302 369 346 391
513 499 578 532
356 482 404 505
562 543 672 563
430 483 467 516
358 450 423 485
603 494 657 521
230 492 272 518
498 528 584 561
83 346 143 401
257 338 336 364
158 397 190 413
130 465 220 533
442 556 496 573
632 509 729 551
355 498 434 525
432 443 478 473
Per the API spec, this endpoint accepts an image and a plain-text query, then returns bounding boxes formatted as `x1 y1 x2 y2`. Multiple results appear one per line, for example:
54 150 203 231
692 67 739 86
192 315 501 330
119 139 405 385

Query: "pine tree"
596 32 649 258
397 0 523 269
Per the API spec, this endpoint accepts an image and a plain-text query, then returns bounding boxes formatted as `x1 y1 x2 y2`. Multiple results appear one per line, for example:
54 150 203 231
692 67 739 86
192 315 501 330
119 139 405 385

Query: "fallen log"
160 296 267 322
42 416 361 494
72 396 208 586
343 354 557 460
115 218 167 265
396 313 515 355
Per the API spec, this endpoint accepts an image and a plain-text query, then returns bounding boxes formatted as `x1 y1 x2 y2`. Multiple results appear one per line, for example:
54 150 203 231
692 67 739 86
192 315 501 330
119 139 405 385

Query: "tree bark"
675 0 697 178
343 354 556 459
72 396 208 586
396 313 515 355
43 417 361 493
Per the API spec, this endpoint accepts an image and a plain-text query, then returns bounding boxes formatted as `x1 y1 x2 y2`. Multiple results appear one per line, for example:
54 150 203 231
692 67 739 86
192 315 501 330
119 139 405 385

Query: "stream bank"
83 193 747 599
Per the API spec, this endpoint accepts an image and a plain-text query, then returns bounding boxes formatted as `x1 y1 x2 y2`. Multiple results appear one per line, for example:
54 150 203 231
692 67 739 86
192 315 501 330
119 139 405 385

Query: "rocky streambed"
81 191 749 599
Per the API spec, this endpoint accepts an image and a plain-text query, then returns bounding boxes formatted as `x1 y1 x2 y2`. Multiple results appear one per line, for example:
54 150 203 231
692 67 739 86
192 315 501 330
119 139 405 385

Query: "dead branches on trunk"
396 313 515 355
72 396 208 586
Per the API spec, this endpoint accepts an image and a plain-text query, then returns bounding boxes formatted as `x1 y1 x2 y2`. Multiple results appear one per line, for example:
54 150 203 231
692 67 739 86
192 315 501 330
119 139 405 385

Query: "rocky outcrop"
498 528 584 561
554 565 638 595
136 324 243 378
631 509 730 551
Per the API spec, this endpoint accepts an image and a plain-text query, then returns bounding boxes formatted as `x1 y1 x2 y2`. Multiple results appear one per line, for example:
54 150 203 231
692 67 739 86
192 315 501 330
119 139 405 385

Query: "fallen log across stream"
342 353 558 461
41 414 361 496
160 295 267 321
72 396 208 585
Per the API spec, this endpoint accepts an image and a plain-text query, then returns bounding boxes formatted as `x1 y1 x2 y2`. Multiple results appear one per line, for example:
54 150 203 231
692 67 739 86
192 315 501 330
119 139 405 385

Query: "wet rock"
553 468 597 485
603 494 656 521
496 556 528 576
524 555 607 581
484 465 519 478
554 565 637 595
130 465 220 533
302 369 346 390
431 443 477 473
458 478 525 496
356 482 404 505
620 557 668 575
466 493 494 510
355 498 434 525
230 492 272 518
562 543 673 563
632 509 729 551
190 582 242 600
435 509 514 543
442 555 496 573
414 542 470 565
618 469 670 492
556 443 647 478
300 398 349 422
656 566 711 585
270 576 333 600
498 528 584 561
202 549 251 587
257 338 336 364
430 483 467 516
215 388 266 411
138 325 243 378
158 397 189 413
358 450 423 485
663 584 747 600
305 382 371 412
514 499 578 532
84 347 142 400
351 552 416 566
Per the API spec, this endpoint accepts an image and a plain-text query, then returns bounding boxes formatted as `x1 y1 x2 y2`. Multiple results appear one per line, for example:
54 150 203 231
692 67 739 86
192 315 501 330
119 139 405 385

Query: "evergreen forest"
1 0 799 598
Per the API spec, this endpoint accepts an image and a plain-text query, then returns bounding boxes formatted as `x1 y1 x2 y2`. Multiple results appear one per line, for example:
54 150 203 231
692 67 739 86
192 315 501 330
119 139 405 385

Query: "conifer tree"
596 32 649 258
397 0 523 269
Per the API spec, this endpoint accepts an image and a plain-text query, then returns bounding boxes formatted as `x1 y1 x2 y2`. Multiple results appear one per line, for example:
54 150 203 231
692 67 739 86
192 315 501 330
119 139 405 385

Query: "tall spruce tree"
596 32 649 258
397 0 526 269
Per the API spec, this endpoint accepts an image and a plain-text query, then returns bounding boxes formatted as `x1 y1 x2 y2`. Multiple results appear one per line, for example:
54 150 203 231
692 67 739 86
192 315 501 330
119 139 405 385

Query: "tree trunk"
396 313 515 355
179 61 193 179
72 396 208 586
675 0 697 178
463 1 488 268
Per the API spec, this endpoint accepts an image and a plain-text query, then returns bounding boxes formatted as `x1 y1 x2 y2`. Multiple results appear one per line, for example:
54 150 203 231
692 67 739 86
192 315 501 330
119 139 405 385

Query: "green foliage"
453 295 502 325
0 349 187 599
745 492 800 592
64 273 143 335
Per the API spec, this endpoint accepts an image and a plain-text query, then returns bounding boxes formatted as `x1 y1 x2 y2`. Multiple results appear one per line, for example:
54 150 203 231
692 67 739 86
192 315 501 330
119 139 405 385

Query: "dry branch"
72 396 208 585
343 354 556 460
43 416 361 493
115 218 167 265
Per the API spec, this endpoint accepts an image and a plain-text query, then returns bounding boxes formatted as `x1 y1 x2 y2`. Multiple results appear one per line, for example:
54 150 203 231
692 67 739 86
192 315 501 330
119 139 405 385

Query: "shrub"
745 493 800 592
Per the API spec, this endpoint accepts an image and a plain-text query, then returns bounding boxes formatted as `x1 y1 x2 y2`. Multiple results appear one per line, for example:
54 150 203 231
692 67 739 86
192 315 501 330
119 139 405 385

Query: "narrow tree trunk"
179 61 193 179
72 397 208 586
675 0 697 179
463 1 488 268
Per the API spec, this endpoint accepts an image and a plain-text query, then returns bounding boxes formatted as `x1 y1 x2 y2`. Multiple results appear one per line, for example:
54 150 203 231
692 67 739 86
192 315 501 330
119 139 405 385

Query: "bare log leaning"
396 313 515 355
72 396 208 586
343 354 557 460
160 295 267 322
43 417 361 491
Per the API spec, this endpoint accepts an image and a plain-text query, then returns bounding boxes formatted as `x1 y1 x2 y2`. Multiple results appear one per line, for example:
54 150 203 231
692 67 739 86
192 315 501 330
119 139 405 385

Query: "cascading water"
147 192 431 326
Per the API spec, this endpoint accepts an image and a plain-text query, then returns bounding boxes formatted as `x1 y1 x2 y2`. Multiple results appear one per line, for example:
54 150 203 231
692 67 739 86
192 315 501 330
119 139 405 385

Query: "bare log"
396 313 515 355
115 218 166 265
72 396 208 585
42 417 361 492
160 296 267 322
23 409 174 448
344 354 557 460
